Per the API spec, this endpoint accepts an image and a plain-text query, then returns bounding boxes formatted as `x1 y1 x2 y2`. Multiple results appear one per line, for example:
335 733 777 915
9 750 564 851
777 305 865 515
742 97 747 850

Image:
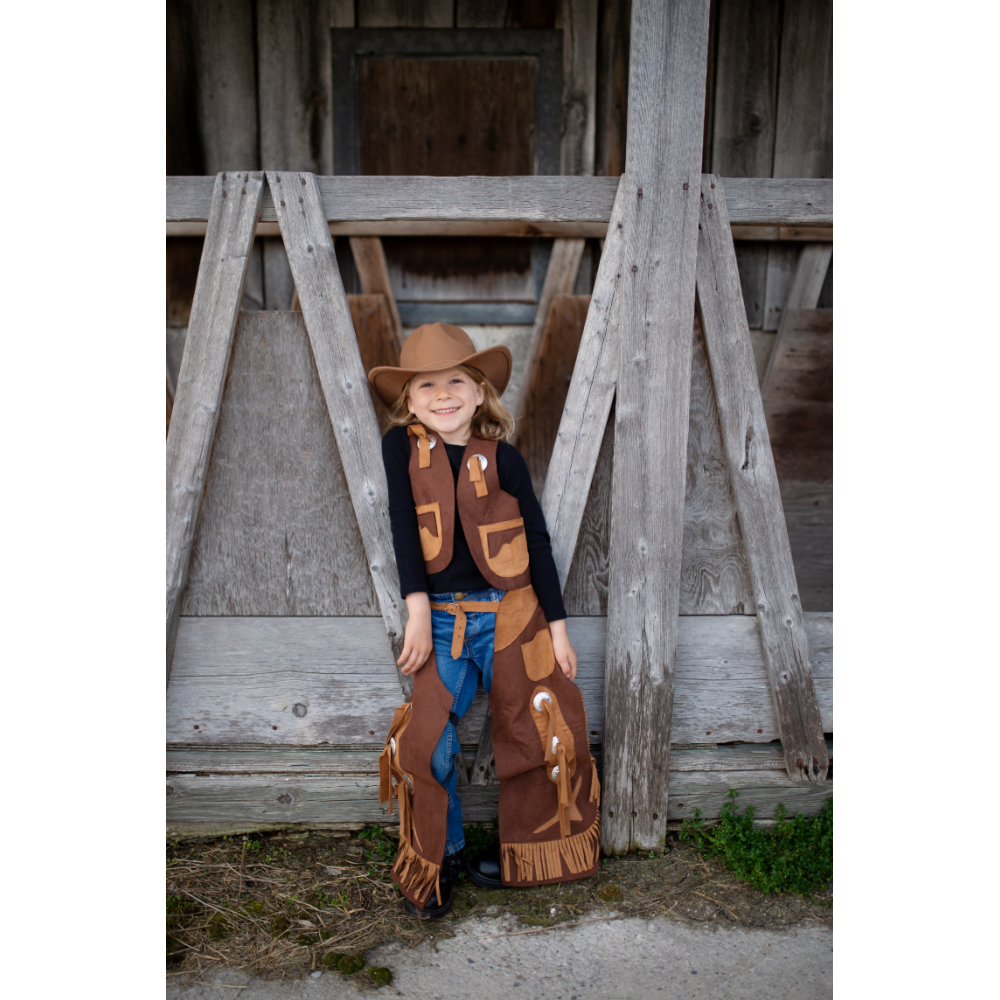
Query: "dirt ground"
166 825 832 985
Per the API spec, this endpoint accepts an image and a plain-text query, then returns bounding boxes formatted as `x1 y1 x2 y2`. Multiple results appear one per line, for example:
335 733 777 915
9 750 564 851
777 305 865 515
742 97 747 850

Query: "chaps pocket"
478 518 529 578
521 627 555 680
415 502 443 561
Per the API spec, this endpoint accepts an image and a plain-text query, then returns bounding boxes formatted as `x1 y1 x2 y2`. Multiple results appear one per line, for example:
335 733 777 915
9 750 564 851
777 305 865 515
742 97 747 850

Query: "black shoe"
403 851 461 920
466 840 505 890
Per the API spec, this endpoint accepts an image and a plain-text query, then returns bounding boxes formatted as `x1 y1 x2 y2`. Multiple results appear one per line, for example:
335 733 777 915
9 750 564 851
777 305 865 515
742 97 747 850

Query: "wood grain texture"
780 480 832 613
166 769 830 825
695 174 828 783
602 0 710 854
512 243 587 447
166 173 264 679
562 400 614 615
540 177 627 588
269 172 410 696
762 244 798 331
595 0 631 178
559 0 598 176
347 294 401 433
357 0 452 27
165 613 833 747
167 175 832 231
732 226 833 242
680 315 753 615
468 710 497 787
763 308 833 404
256 0 335 175
167 740 831 776
518 294 591 491
773 0 833 179
710 0 780 178
359 58 535 176
180 311 379 617
734 242 767 329
348 238 404 349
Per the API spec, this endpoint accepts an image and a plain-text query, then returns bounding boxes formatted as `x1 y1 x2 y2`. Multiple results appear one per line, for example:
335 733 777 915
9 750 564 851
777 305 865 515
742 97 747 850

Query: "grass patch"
680 790 832 898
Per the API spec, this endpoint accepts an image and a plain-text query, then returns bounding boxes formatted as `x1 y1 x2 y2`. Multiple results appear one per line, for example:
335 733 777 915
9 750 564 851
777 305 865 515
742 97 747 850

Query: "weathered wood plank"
772 0 833 179
732 226 833 242
166 173 265 679
760 245 833 394
167 176 833 233
468 712 497 787
516 292 591 487
734 242 767 328
347 294 401 433
595 0 631 178
710 0 780 178
603 0 711 854
562 400 615 615
696 174 829 782
166 613 833 747
780 481 832 614
559 0 598 177
180 311 379 617
762 244 798 331
540 177 627 587
348 238 404 349
167 741 832 776
763 308 833 405
512 241 587 443
166 770 830 825
680 315 753 615
269 172 409 695
357 0 452 27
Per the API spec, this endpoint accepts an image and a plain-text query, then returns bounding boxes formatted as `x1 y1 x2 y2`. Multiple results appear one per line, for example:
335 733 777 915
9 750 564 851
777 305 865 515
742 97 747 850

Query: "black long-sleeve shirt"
381 425 567 622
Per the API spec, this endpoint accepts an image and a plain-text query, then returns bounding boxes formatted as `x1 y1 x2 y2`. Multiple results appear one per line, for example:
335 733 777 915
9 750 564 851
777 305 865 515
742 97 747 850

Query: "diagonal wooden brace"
695 173 829 782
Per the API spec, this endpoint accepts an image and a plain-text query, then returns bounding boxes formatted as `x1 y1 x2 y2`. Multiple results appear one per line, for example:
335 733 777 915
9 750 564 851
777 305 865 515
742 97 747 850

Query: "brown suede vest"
379 425 601 907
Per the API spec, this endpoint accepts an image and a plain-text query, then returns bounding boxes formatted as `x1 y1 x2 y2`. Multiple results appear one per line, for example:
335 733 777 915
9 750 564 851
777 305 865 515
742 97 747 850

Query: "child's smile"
407 367 486 445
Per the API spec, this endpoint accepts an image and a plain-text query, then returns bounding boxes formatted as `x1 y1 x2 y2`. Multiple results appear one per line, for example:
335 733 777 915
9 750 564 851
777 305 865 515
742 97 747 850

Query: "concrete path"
167 915 832 1000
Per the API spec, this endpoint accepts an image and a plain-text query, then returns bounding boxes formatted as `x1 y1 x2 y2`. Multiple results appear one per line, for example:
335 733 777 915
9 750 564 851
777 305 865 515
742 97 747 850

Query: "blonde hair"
386 364 515 441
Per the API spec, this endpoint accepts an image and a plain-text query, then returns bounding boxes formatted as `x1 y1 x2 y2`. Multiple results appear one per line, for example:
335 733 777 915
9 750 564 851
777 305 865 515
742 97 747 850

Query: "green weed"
680 790 832 898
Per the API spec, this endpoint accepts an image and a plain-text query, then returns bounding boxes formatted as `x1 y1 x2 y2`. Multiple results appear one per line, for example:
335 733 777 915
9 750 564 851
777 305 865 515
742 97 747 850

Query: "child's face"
406 367 486 444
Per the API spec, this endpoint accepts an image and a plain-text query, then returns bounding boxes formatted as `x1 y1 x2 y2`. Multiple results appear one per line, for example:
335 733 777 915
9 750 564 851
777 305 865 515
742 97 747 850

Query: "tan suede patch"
415 502 443 561
520 627 555 681
527 686 577 773
494 586 539 652
478 518 529 578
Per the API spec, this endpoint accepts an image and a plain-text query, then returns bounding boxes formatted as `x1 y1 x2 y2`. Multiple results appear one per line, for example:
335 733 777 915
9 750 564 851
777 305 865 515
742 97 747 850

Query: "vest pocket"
415 502 443 561
521 627 554 680
477 518 529 578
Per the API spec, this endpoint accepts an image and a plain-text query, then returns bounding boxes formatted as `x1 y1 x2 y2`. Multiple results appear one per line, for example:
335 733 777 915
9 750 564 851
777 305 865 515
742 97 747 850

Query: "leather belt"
430 600 502 659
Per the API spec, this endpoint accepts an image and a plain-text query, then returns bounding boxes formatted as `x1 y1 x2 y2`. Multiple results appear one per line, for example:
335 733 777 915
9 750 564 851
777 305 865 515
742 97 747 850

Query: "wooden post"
695 174 829 782
512 238 586 442
166 172 265 681
268 172 411 698
602 0 711 854
348 237 404 349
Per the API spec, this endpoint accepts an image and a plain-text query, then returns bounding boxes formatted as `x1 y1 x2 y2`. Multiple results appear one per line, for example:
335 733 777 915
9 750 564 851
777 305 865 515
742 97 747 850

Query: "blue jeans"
428 587 504 856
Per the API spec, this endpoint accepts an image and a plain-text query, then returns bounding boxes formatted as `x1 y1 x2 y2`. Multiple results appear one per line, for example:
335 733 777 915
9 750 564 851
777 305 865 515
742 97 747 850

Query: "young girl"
370 322 601 919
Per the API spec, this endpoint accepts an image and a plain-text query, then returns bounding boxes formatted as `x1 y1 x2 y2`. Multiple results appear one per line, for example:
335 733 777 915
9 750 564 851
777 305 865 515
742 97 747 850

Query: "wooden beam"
348 237 404 349
731 226 832 242
347 293 401 433
166 770 831 826
695 174 829 783
594 0 631 178
559 0 598 177
268 172 410 697
760 244 833 395
540 176 628 588
166 613 833 747
517 293 592 491
512 239 586 443
166 172 264 681
603 0 711 855
167 175 833 234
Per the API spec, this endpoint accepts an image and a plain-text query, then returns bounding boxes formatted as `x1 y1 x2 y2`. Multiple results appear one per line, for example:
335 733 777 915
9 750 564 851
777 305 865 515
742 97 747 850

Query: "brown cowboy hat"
367 322 512 409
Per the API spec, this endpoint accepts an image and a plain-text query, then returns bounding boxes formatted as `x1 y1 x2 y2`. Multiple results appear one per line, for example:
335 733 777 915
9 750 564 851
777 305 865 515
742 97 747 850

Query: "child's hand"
399 593 434 676
549 619 577 681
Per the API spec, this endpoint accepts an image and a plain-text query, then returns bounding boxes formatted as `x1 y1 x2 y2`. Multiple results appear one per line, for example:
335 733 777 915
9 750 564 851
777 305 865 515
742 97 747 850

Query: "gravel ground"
167 914 832 999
